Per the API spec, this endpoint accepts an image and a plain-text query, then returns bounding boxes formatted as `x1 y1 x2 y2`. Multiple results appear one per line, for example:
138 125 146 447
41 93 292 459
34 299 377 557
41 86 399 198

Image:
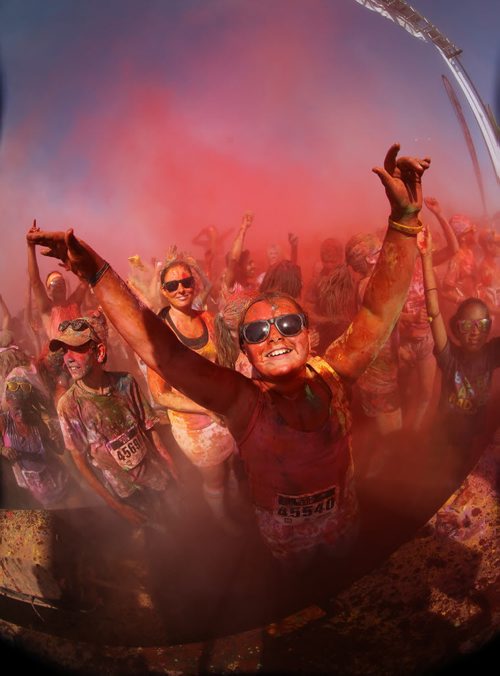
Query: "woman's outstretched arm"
417 226 448 354
325 143 431 380
26 226 257 429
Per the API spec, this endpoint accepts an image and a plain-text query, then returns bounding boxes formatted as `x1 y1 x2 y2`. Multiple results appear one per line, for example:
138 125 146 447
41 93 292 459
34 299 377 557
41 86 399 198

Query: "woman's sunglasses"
47 277 65 288
456 317 491 334
6 381 32 393
162 276 195 293
240 313 307 344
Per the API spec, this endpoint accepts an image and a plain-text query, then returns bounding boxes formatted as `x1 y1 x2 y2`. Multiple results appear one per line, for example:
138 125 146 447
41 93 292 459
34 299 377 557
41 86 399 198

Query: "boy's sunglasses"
162 276 195 293
457 317 491 334
240 313 307 344
6 381 32 393
59 318 92 332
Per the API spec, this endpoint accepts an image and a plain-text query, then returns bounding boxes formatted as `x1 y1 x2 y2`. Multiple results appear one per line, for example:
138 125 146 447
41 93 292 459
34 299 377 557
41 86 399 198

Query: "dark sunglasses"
162 276 195 293
6 381 32 393
240 313 307 344
47 277 65 288
59 318 91 333
456 317 491 334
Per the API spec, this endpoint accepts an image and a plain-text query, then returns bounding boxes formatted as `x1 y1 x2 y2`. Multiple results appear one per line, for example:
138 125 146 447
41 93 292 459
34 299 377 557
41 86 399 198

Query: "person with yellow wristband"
27 143 432 570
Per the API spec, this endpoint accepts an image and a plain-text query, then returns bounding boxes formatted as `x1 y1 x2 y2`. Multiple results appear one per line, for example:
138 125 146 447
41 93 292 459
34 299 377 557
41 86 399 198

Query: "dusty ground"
1 378 499 675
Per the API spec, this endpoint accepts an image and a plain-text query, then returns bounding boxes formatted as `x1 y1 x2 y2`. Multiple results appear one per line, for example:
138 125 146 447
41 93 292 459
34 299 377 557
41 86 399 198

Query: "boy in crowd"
52 310 177 526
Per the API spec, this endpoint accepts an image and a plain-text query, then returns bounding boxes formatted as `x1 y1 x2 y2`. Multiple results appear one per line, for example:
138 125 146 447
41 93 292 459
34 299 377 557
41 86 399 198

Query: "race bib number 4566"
106 425 147 470
275 487 336 525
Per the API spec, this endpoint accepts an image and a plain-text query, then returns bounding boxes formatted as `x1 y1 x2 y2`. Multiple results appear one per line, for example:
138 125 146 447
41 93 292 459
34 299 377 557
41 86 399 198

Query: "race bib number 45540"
106 425 147 470
275 487 336 525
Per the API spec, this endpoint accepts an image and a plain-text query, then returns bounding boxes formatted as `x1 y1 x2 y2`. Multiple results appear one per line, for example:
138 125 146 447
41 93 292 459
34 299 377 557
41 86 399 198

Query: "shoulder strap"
307 356 351 436
235 384 267 449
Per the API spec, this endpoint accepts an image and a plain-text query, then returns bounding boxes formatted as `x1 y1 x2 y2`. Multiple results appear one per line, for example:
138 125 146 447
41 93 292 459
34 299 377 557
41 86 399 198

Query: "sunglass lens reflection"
164 276 194 292
242 313 305 344
6 381 31 393
458 318 490 334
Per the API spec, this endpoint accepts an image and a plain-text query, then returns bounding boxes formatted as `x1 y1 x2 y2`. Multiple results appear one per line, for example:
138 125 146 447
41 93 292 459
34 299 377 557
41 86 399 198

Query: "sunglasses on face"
240 313 307 344
47 278 64 288
162 276 195 293
456 317 491 334
6 381 32 393
59 318 92 333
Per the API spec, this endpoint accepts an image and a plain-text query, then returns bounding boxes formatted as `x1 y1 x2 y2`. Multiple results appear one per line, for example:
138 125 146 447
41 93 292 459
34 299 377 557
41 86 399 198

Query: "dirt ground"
1 373 499 675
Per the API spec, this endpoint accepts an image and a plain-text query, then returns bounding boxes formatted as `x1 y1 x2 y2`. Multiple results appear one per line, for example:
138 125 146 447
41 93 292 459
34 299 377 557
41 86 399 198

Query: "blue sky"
0 0 498 312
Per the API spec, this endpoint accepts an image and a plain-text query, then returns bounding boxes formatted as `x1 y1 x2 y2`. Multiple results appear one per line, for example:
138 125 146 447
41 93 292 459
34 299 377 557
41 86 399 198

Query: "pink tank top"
237 357 356 519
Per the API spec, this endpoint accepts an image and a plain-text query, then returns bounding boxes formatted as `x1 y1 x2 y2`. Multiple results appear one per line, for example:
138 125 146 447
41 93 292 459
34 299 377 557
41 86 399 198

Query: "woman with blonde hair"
147 254 240 534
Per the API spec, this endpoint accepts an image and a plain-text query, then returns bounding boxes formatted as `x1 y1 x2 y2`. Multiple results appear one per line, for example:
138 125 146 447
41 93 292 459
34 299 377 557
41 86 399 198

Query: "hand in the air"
26 228 104 281
372 143 431 222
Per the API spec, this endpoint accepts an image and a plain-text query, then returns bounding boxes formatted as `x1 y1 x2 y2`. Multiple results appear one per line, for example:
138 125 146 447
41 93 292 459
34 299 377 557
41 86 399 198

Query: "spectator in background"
27 220 90 340
305 236 357 356
397 196 459 432
219 211 259 308
477 227 500 322
441 213 478 307
0 365 73 508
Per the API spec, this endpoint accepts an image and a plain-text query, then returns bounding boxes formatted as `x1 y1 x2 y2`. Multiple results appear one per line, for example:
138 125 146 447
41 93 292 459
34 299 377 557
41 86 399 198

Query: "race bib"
274 487 336 525
106 425 147 470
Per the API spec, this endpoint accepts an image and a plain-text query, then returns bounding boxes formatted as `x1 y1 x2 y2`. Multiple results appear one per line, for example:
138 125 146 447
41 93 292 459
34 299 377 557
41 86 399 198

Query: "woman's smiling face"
454 302 491 353
161 264 195 310
241 298 310 380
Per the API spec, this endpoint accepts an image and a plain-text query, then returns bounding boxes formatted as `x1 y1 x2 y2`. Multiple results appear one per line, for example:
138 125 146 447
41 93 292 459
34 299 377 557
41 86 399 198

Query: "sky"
0 0 498 314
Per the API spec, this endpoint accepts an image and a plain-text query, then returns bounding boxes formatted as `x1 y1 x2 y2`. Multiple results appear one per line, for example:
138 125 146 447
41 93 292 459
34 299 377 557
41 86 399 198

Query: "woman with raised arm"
417 223 500 567
27 143 430 568
417 224 500 466
397 196 459 432
219 211 259 307
26 220 90 340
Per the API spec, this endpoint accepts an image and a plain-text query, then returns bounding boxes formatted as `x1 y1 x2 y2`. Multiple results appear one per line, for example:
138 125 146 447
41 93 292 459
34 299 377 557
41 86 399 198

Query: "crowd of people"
1 144 499 583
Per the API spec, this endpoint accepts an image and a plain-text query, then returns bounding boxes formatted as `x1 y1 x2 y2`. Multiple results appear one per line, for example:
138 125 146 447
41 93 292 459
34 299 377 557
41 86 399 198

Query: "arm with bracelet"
25 231 252 435
325 143 431 380
25 143 431 440
417 226 448 354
